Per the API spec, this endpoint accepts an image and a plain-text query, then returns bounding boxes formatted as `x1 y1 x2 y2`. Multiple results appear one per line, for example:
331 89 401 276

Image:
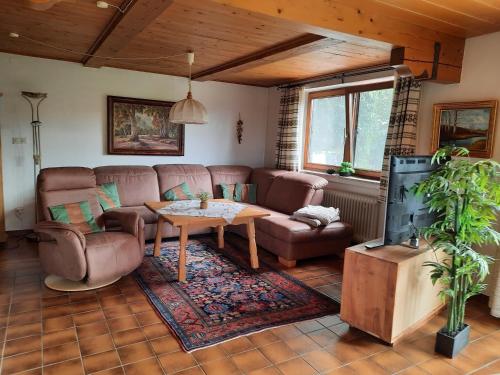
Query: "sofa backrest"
94 166 159 207
154 164 213 198
250 168 288 205
207 165 252 198
264 172 328 214
38 167 103 222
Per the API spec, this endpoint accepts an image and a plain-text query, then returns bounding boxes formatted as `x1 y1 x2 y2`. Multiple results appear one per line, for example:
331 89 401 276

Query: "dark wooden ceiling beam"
209 0 466 83
192 34 341 81
83 0 174 67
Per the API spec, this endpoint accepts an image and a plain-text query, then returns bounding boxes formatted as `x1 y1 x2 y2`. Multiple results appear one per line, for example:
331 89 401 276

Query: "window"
303 82 394 179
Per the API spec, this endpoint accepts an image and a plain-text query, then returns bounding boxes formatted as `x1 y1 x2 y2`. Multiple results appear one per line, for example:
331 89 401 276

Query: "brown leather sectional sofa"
38 164 352 266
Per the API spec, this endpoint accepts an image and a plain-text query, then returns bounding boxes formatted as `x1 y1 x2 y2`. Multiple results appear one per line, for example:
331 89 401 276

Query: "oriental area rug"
134 237 339 351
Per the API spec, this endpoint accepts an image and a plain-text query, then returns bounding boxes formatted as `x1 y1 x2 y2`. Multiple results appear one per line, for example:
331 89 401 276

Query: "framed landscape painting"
432 100 497 158
107 96 184 156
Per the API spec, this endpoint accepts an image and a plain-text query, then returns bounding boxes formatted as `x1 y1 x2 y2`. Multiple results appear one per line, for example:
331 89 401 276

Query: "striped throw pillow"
234 183 257 204
220 183 236 200
49 201 103 235
97 182 121 211
164 182 195 201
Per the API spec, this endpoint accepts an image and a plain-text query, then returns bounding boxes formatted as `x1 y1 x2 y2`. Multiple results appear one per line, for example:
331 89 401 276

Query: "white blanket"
156 200 246 224
292 205 340 226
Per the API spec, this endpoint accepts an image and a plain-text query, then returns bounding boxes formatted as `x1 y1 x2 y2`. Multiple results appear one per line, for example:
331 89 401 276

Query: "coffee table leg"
246 219 259 269
178 225 188 282
217 225 224 249
154 216 164 257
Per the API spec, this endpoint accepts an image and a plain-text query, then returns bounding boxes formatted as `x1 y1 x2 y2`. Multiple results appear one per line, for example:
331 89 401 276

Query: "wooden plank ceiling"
0 0 499 86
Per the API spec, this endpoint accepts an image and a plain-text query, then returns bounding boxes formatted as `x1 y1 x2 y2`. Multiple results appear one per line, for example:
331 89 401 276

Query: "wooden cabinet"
340 241 444 344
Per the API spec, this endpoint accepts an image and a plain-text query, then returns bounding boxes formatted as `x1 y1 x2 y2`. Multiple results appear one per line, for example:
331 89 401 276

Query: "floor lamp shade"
169 92 208 124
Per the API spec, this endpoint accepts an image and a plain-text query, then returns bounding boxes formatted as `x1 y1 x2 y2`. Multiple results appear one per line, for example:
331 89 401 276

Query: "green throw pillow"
49 201 103 235
234 183 257 204
164 182 195 201
97 182 121 211
220 183 236 200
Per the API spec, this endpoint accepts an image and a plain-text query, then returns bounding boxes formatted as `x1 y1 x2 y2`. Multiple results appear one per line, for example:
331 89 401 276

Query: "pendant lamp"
169 52 208 124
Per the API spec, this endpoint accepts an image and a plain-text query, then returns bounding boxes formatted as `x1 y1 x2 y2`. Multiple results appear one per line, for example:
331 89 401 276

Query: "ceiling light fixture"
169 52 208 125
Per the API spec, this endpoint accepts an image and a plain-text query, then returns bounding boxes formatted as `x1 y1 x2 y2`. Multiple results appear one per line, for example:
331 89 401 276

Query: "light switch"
12 137 27 144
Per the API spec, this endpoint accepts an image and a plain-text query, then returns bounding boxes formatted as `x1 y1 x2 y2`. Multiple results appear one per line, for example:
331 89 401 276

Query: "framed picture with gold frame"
431 100 497 158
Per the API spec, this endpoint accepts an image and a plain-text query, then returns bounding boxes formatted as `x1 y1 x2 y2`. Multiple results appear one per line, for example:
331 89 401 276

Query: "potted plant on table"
338 161 355 177
413 146 499 358
197 192 210 209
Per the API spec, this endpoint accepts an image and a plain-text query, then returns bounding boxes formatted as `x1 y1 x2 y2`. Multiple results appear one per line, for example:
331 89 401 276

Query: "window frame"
303 81 394 180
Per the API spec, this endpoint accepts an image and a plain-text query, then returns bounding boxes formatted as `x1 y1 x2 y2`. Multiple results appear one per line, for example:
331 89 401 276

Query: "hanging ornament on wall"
236 113 243 144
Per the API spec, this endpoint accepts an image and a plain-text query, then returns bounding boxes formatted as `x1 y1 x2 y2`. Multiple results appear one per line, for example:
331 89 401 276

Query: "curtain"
275 86 304 171
379 76 422 202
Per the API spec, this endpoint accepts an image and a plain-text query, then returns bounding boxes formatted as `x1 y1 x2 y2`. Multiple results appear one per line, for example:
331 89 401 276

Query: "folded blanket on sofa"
292 205 340 226
291 214 322 227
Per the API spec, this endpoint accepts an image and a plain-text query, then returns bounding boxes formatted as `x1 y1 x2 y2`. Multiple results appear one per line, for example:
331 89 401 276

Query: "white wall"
417 31 500 298
417 31 500 161
0 53 270 230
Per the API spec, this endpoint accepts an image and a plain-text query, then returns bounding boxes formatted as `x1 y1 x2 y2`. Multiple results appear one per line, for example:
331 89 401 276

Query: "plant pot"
200 201 208 209
435 324 470 358
339 171 352 177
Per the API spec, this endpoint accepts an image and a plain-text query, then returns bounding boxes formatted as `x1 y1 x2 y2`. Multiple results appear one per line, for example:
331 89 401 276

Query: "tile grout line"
0 280 14 374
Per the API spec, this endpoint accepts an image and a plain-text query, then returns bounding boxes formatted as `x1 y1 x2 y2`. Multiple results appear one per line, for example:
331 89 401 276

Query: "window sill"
303 170 379 185
302 170 380 197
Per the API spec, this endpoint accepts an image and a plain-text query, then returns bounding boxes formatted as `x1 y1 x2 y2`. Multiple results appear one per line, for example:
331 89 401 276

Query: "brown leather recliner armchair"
35 167 145 291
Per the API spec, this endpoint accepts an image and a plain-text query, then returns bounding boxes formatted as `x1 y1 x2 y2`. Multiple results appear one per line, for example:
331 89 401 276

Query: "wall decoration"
236 113 243 144
107 96 184 156
432 100 497 158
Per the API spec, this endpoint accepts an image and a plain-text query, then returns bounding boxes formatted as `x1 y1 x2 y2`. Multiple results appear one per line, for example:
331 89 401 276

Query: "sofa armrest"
102 210 143 237
35 221 86 248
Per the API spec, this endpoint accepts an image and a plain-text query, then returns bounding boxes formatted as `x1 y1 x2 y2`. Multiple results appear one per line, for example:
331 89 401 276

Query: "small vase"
200 201 208 209
435 324 470 358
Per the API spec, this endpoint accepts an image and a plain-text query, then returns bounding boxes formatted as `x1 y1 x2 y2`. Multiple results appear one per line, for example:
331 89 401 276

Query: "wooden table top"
144 199 270 227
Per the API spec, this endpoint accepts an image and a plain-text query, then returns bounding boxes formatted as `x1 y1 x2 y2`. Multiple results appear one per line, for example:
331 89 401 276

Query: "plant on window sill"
338 162 355 177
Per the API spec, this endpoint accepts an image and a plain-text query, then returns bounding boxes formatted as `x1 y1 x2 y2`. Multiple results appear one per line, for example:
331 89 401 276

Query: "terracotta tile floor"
0 232 499 375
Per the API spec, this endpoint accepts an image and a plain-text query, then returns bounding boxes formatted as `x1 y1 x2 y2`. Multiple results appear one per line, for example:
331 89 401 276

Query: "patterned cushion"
234 183 257 204
49 201 103 234
97 182 121 211
220 183 236 200
164 182 195 201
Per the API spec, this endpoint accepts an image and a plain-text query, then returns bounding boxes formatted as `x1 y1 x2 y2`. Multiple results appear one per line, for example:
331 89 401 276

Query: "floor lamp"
22 91 47 223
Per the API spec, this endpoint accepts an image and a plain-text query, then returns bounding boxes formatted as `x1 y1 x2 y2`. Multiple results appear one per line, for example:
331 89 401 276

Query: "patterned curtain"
275 86 304 171
379 76 422 202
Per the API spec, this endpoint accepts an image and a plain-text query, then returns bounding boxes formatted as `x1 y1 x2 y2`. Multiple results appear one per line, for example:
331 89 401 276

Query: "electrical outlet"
14 207 24 220
12 137 27 144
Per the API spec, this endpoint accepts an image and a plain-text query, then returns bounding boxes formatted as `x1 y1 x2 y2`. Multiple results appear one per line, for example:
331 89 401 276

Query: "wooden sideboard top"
347 239 433 264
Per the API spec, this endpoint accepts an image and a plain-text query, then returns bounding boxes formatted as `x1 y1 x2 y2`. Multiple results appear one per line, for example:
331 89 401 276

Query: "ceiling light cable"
8 32 188 61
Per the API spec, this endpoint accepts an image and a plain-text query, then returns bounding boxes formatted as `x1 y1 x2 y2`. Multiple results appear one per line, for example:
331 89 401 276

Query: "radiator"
322 189 380 243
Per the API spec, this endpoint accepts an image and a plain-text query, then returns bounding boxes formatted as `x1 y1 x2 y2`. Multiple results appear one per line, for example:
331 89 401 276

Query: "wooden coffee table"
145 199 269 282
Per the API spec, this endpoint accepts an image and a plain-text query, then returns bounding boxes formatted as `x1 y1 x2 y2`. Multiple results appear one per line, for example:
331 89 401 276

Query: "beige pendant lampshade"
169 52 208 124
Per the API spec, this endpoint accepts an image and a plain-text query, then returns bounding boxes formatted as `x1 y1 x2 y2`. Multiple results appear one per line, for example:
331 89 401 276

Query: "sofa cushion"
154 164 213 199
250 168 288 205
234 183 257 204
164 182 195 201
97 182 121 211
49 201 103 235
264 173 328 215
256 215 352 244
207 165 252 198
94 166 159 207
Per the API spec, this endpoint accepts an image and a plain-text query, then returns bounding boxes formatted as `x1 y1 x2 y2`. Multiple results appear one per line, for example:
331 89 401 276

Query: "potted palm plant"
339 161 355 177
413 146 499 358
197 192 210 209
